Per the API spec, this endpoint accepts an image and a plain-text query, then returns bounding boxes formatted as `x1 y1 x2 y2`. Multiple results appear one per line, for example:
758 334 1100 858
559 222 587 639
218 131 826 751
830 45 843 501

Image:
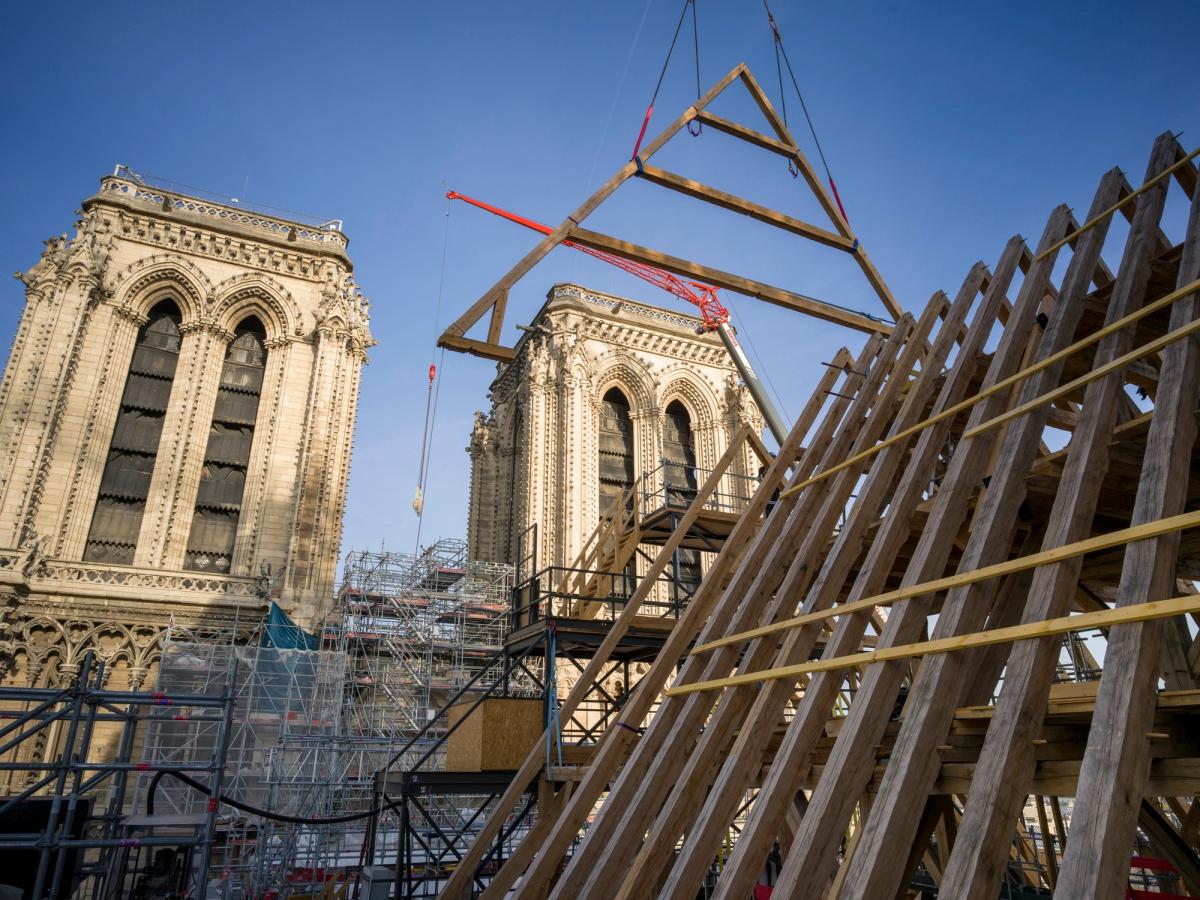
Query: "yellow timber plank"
780 277 1200 500
1037 146 1200 261
962 315 1200 440
669 593 1200 696
691 509 1200 654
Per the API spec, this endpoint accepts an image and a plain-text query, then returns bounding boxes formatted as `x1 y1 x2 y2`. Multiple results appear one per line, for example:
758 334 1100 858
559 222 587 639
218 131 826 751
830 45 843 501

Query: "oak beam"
435 333 516 363
772 173 1123 898
707 215 1064 900
1056 136 1200 899
636 164 855 251
545 330 909 900
942 132 1182 900
483 339 887 900
566 226 891 335
628 278 968 900
693 109 796 158
435 419 768 898
735 65 904 319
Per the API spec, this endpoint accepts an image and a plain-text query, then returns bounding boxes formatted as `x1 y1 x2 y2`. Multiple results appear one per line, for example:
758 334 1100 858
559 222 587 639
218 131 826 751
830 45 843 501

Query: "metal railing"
511 564 695 626
638 459 759 519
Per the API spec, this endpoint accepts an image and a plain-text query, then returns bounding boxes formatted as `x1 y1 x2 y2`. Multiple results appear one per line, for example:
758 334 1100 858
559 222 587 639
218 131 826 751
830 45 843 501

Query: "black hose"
147 768 400 825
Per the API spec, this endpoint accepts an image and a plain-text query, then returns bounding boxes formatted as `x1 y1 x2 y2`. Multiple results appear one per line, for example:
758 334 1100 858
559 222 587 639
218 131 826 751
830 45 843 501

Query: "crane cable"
632 0 702 162
413 194 451 549
761 0 852 227
686 0 702 137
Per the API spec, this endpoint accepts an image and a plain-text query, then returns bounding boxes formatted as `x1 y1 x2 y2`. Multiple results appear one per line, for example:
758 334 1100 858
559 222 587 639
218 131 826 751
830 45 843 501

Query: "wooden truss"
438 130 1200 899
437 64 902 363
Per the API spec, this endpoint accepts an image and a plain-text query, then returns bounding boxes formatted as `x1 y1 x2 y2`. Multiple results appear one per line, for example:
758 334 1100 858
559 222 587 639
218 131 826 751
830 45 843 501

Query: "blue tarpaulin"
262 602 317 650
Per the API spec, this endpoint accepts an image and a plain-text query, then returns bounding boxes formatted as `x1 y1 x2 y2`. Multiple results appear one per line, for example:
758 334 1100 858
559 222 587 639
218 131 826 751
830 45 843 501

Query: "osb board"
447 698 543 771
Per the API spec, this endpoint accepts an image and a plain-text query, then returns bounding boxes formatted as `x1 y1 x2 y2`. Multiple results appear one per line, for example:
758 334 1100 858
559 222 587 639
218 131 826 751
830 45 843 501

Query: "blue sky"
2 1 1197 564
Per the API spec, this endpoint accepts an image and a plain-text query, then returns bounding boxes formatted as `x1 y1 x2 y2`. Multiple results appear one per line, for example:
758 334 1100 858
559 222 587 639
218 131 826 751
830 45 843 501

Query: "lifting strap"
632 0 701 162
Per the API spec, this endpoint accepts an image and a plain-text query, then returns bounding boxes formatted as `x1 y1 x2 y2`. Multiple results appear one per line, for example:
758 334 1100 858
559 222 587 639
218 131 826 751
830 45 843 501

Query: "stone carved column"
466 411 497 563
524 339 554 568
501 396 525 567
532 380 558 569
560 366 590 567
0 237 73 540
311 342 364 600
127 666 149 692
630 406 660 500
282 324 364 625
0 237 65 426
231 336 292 575
0 268 105 548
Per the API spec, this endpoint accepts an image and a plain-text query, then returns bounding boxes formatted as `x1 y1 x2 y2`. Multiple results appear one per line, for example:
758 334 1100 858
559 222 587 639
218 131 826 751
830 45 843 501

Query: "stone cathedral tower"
467 282 763 570
0 169 373 688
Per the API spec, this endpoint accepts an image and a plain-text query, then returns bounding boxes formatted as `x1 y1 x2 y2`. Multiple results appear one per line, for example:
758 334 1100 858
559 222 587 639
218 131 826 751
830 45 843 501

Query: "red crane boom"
445 190 730 331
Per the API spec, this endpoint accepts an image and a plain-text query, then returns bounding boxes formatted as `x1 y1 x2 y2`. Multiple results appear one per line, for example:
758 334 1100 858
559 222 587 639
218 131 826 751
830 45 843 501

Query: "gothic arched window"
663 400 698 505
662 400 702 596
598 388 634 514
184 317 267 573
85 300 183 564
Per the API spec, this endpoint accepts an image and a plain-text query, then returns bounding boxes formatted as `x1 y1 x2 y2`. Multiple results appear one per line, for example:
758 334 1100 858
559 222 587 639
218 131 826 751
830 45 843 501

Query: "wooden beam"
1055 133 1200 900
781 276 1200 500
939 131 1183 900
668 594 1200 694
636 164 855 251
757 171 1128 898
548 330 907 900
745 425 776 468
441 426 768 900
698 229 1037 900
653 267 1000 900
485 288 508 345
1035 796 1058 889
566 226 891 335
441 61 902 358
690 508 1200 655
1172 141 1199 196
436 333 516 363
1037 145 1200 260
627 284 961 900
963 315 1200 441
733 66 905 320
479 341 877 899
694 109 796 158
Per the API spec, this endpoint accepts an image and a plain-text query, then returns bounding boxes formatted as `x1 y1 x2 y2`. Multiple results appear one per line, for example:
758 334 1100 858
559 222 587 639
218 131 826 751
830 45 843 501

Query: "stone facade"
467 283 763 570
0 171 373 690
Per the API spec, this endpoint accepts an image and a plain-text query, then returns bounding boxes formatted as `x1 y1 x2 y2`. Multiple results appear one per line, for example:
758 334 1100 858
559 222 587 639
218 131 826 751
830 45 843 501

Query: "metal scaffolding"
123 539 523 897
0 651 235 900
335 538 519 767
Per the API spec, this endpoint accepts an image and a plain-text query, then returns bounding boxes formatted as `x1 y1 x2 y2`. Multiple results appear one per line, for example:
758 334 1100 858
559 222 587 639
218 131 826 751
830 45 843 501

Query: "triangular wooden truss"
438 63 903 363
